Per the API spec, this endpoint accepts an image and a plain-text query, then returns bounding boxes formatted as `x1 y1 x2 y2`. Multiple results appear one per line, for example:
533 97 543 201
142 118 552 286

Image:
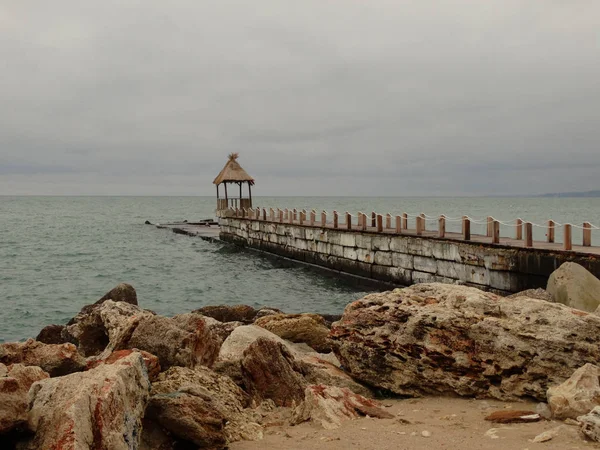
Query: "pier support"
525 223 533 248
564 224 572 251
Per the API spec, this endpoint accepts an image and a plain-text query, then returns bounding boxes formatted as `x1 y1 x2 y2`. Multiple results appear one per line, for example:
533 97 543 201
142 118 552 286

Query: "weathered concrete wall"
220 218 600 294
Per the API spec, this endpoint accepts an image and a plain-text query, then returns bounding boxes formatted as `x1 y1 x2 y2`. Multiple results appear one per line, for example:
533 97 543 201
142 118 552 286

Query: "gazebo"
213 153 254 213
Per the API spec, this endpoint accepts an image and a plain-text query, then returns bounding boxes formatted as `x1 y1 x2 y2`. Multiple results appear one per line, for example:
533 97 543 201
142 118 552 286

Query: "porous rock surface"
0 339 86 377
330 283 600 400
25 352 150 450
547 363 600 419
579 406 600 442
547 262 600 312
254 313 332 352
0 363 49 433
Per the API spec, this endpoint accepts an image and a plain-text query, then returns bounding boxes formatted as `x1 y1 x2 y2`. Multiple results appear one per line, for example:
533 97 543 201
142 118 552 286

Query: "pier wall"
219 217 600 294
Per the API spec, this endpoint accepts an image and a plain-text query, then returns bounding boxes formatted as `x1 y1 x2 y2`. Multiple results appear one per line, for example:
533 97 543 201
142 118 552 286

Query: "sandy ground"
231 396 599 450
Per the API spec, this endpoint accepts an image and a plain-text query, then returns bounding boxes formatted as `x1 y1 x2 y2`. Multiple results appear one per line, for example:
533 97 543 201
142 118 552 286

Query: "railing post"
564 224 572 250
361 213 367 231
278 209 283 223
416 216 423 236
371 211 376 228
346 212 352 230
310 210 316 226
293 209 298 222
420 213 426 231
525 222 533 248
492 220 500 244
269 208 274 221
486 216 493 237
583 222 592 247
402 213 408 230
438 215 446 238
235 208 240 217
376 214 383 232
321 211 327 227
547 220 555 243
299 210 305 225
262 208 267 221
395 215 401 234
333 211 339 229
385 213 392 229
462 217 471 241
516 218 523 240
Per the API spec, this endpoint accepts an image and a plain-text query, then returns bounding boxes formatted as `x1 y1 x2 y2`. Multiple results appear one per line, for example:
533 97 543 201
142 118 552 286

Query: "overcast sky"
1 1 599 196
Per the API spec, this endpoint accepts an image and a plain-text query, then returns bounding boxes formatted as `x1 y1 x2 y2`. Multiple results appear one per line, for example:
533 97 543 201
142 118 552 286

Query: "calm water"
1 196 598 342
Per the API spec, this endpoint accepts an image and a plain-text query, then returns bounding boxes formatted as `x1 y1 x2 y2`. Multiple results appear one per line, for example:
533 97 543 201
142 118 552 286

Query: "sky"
1 1 599 196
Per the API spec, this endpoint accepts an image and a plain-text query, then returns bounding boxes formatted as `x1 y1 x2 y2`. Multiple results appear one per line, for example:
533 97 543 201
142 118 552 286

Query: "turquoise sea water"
1 196 598 342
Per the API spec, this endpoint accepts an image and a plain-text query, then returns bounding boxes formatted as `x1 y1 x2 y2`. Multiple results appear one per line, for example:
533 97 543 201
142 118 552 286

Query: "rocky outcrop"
547 262 600 312
146 366 262 447
292 385 393 430
547 363 600 419
26 352 150 450
579 406 600 442
0 363 49 434
507 288 554 302
330 283 600 401
254 313 332 352
241 338 307 407
0 339 86 377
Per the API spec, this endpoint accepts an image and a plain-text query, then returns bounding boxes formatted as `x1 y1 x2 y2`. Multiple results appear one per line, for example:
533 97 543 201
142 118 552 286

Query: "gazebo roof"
213 153 255 186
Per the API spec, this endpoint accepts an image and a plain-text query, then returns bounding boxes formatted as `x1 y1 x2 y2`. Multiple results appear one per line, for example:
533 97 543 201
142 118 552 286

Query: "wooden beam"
395 215 401 234
583 222 592 247
462 217 471 241
525 222 533 248
564 224 572 251
376 214 383 232
492 220 500 244
438 215 446 238
515 218 523 240
333 211 339 229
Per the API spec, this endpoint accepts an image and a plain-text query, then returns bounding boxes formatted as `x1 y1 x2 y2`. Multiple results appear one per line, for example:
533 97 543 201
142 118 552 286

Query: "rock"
0 339 86 377
578 406 600 442
299 355 373 398
97 282 138 305
35 324 70 345
218 325 301 362
532 425 579 443
319 314 343 327
0 363 49 434
330 283 600 400
254 307 285 320
547 363 600 419
144 220 152 225
254 313 332 352
204 317 244 342
484 410 540 423
241 337 307 407
146 366 262 447
140 419 176 450
87 349 161 381
291 385 393 430
193 304 258 324
507 288 554 302
547 262 600 312
421 430 432 437
536 402 553 420
26 352 150 450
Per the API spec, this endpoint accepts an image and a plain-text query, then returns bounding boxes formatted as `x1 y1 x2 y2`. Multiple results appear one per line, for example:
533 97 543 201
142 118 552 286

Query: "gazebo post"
224 183 229 207
248 183 252 206
238 182 242 204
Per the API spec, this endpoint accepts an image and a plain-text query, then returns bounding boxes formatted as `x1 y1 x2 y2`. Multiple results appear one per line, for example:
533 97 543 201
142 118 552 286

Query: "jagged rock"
507 288 554 302
484 410 540 423
299 356 373 398
241 337 307 407
87 349 161 381
140 419 176 450
292 385 393 430
0 339 86 377
254 307 285 320
146 366 262 447
193 305 258 324
536 402 553 419
0 363 49 434
26 352 150 450
578 406 600 442
204 317 244 342
532 425 580 443
547 262 600 312
35 324 70 345
319 314 343 327
97 282 138 305
254 313 332 352
547 363 600 419
330 283 600 400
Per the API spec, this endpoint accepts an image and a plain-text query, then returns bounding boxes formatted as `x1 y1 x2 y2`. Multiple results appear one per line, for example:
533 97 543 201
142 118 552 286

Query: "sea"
1 196 599 343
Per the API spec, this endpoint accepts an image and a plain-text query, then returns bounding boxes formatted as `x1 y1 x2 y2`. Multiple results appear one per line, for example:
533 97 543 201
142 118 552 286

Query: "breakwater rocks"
2 264 600 448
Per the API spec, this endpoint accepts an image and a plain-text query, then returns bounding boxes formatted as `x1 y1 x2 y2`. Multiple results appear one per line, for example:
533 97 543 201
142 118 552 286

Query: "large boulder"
254 313 332 352
87 349 161 381
0 363 49 434
25 352 150 450
291 385 393 430
299 355 373 398
547 262 600 312
579 406 600 442
330 283 600 401
547 363 600 419
241 337 307 407
0 339 86 377
146 366 262 447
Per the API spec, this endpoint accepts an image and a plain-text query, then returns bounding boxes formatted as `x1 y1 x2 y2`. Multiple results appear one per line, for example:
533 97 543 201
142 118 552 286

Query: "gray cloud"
1 1 599 196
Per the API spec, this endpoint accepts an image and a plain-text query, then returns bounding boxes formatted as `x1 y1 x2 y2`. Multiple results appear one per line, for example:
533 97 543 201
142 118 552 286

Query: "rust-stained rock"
0 363 49 434
547 363 600 419
0 339 86 377
26 352 150 450
254 313 332 352
292 385 393 429
299 356 373 398
87 349 161 381
330 283 600 400
484 410 540 423
241 337 307 407
147 366 262 447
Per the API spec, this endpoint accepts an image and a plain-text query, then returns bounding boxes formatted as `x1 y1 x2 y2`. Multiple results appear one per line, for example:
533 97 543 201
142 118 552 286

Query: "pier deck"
155 222 221 243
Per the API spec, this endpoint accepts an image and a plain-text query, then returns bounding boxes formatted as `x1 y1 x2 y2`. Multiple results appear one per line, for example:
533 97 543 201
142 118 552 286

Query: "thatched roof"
213 153 255 185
